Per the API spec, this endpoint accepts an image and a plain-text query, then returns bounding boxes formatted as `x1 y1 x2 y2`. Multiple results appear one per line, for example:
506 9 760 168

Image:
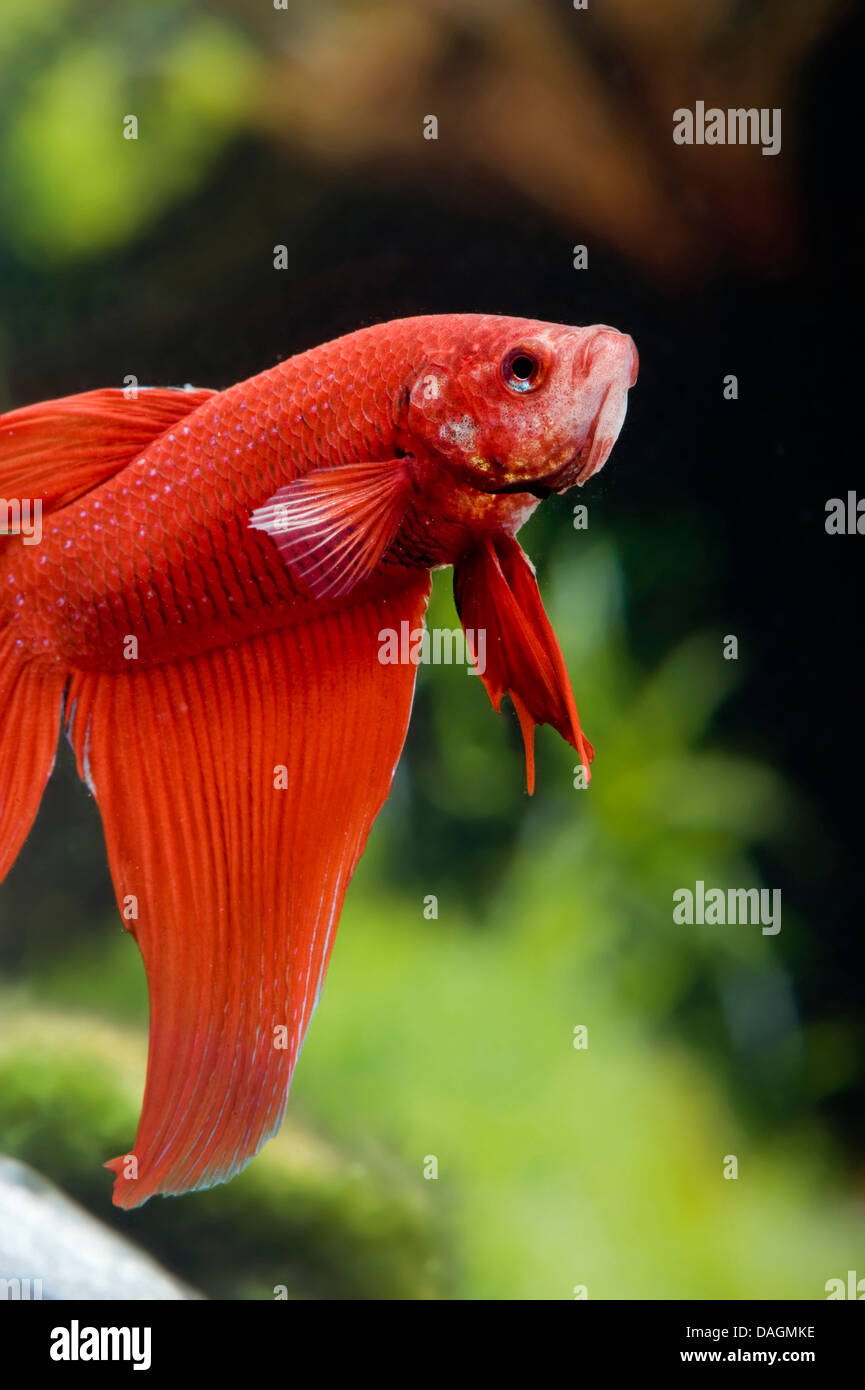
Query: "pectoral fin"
250 459 412 599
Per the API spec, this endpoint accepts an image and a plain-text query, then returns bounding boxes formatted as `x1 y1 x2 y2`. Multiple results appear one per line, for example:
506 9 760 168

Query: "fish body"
3 316 634 669
0 313 637 1205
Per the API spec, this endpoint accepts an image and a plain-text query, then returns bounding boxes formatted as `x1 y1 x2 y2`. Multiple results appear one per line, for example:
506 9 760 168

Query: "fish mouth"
465 385 627 499
494 384 629 497
487 476 560 499
476 447 588 499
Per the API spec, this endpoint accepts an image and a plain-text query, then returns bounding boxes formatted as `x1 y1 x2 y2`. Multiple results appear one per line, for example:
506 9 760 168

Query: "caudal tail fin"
0 627 65 882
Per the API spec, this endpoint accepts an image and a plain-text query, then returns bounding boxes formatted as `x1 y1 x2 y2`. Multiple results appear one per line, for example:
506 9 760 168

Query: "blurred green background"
1 0 863 1299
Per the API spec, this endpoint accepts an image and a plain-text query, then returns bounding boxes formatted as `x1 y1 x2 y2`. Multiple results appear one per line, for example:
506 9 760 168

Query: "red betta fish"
0 313 637 1206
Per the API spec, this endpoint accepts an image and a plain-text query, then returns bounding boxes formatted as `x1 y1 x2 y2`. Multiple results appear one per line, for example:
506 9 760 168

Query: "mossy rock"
0 997 441 1299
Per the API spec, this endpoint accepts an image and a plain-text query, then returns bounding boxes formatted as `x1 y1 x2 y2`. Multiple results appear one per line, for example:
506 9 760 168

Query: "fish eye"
502 347 542 393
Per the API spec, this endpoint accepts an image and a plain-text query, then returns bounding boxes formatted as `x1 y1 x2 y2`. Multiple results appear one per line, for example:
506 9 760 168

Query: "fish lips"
476 445 589 499
573 379 630 485
488 473 568 500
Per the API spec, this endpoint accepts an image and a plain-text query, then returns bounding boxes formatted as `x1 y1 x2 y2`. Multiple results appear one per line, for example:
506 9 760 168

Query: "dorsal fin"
0 387 216 543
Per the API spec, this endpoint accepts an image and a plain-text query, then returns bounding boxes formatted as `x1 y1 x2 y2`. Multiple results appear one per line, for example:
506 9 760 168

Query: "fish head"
406 316 638 500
